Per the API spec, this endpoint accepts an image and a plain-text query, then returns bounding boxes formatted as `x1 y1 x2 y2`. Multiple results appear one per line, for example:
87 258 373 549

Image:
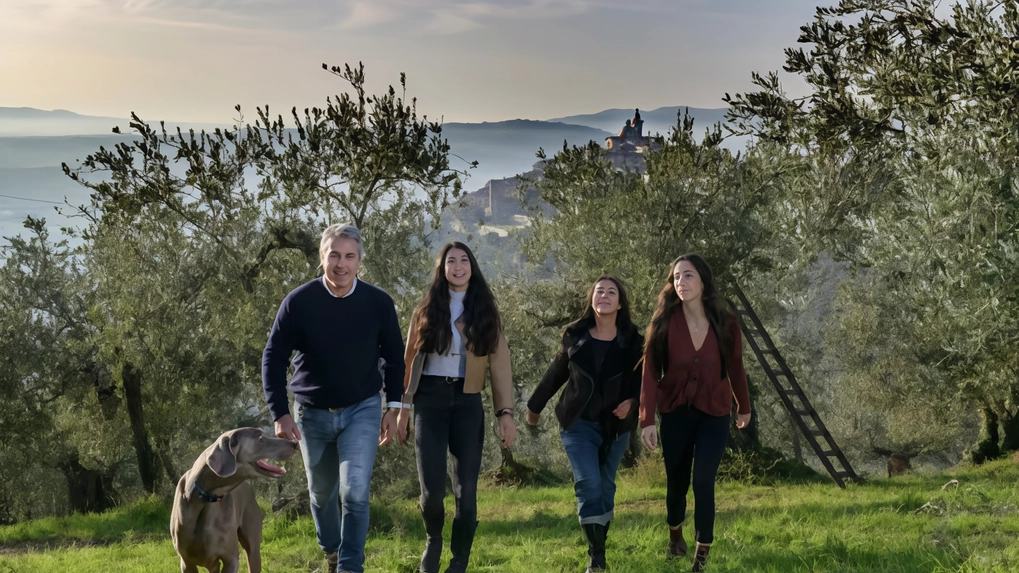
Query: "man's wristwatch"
495 408 513 418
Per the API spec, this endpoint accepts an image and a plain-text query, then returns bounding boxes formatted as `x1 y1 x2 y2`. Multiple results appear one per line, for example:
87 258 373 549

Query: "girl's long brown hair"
564 275 639 342
413 242 501 356
643 254 736 378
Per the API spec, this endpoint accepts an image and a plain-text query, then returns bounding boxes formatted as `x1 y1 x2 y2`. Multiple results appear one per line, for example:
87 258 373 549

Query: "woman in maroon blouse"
639 254 751 572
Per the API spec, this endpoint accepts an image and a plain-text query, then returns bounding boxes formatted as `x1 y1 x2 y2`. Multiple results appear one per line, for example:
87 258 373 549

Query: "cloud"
4 0 109 29
679 0 819 17
333 0 606 34
6 0 678 37
5 0 328 34
127 0 335 33
336 1 403 30
6 0 809 37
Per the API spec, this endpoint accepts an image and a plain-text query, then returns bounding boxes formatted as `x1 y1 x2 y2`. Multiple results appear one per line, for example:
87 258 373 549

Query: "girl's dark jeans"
414 375 484 568
659 405 730 544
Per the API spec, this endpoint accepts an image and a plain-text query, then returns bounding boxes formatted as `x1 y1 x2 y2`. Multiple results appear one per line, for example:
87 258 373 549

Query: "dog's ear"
205 432 238 478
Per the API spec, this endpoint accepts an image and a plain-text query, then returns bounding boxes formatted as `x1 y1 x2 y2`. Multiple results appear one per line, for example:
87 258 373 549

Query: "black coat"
528 324 644 438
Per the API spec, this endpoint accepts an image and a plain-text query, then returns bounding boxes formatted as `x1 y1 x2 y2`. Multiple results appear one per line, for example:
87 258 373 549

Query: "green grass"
3 459 1019 572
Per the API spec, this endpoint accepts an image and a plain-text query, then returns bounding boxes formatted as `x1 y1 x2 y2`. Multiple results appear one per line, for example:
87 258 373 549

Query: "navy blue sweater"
262 278 406 421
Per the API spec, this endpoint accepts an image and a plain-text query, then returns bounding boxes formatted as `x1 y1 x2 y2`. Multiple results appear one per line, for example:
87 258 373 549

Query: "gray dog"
171 427 298 573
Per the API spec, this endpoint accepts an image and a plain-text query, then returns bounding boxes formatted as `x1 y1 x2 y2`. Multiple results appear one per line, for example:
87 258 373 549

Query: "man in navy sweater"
262 223 405 573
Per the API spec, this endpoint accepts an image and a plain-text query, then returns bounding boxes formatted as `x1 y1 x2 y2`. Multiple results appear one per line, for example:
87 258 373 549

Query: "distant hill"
455 164 544 226
0 134 140 241
0 107 126 137
0 108 110 120
0 106 720 242
0 107 231 137
0 110 613 204
0 135 136 169
0 166 89 241
548 106 729 137
442 120 612 187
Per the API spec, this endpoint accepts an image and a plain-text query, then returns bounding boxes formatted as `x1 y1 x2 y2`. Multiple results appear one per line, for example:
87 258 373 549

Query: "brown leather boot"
668 526 688 557
691 542 711 572
324 551 338 573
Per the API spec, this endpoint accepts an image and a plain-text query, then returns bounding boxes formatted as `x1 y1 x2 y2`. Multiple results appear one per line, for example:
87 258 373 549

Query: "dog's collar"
193 482 224 503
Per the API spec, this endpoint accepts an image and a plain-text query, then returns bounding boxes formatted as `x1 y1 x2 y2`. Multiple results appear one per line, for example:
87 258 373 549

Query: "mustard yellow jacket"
402 312 514 413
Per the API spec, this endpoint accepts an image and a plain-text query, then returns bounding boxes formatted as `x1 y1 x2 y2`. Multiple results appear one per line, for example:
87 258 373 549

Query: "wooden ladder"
731 284 859 488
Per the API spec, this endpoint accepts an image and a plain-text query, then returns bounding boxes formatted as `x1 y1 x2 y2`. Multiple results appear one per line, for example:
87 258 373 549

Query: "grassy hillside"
2 456 1017 572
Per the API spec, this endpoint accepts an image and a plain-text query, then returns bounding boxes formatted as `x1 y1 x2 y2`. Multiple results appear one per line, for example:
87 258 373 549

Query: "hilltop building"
605 108 650 150
604 108 658 172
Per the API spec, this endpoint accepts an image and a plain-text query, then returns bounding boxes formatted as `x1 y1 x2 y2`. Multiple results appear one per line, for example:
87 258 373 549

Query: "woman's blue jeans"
560 418 630 525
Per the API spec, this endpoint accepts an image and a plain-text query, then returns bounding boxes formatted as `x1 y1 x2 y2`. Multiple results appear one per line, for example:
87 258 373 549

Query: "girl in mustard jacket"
397 241 517 573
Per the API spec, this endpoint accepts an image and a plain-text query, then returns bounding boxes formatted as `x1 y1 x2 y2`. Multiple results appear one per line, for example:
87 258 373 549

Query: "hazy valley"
0 105 734 243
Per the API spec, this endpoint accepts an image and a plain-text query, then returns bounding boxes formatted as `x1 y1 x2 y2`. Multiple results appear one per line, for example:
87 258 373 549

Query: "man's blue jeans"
560 418 630 525
295 393 382 573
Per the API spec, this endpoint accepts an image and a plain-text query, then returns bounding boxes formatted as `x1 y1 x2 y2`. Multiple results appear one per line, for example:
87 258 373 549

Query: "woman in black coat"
526 275 643 573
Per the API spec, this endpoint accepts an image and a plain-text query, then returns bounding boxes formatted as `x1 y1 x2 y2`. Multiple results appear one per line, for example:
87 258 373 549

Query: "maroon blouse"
639 306 751 428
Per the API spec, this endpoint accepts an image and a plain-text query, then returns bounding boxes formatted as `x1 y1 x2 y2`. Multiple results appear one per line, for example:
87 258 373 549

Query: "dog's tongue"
257 460 286 476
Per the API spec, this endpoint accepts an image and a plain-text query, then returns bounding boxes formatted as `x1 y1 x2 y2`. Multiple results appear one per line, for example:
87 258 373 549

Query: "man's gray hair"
319 223 364 259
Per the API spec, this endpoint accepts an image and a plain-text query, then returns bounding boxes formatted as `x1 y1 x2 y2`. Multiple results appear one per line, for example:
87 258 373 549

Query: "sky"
1 0 822 124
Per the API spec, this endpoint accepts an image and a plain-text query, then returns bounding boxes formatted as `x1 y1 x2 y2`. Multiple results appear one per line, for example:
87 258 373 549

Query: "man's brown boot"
324 551 338 573
668 526 687 557
691 542 711 572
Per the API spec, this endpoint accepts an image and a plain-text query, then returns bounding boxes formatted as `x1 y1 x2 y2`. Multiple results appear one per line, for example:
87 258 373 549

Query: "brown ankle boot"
668 526 687 557
324 551 338 573
691 542 711 572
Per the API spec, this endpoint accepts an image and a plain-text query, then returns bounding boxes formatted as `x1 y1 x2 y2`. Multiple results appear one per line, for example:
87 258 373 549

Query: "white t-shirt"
421 290 467 377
